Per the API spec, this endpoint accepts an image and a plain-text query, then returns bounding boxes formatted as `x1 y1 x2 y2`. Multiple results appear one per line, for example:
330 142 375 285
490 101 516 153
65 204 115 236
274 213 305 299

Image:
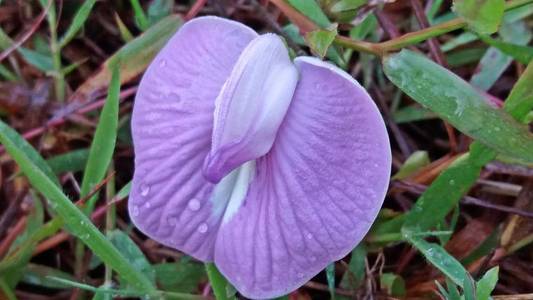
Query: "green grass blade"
47 148 89 174
205 263 236 300
130 0 150 31
58 0 97 48
478 34 533 64
0 120 59 187
286 0 331 27
0 120 155 293
80 65 120 209
476 267 499 300
503 61 533 120
407 236 468 287
383 49 533 163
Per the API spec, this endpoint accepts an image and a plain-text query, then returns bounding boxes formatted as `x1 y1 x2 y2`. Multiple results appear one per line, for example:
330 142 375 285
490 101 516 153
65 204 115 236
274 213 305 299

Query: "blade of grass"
206 263 236 300
58 0 97 48
0 119 156 293
130 0 150 31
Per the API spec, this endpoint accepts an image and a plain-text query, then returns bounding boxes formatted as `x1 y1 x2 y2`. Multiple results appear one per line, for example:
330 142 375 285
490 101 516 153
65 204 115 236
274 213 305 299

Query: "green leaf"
407 236 468 287
22 264 76 289
0 120 155 293
58 0 97 48
115 181 132 201
115 13 134 42
380 273 406 297
205 263 236 300
478 35 533 64
286 0 331 27
463 274 476 300
130 0 150 31
339 244 366 290
330 0 366 13
504 61 533 121
470 20 532 91
476 267 499 300
325 263 336 299
80 65 120 210
383 49 533 163
393 151 430 179
305 26 338 58
154 259 206 293
108 230 156 287
0 120 59 187
453 0 504 34
148 0 174 25
0 64 18 81
72 14 182 103
18 47 54 72
46 148 89 174
393 105 437 123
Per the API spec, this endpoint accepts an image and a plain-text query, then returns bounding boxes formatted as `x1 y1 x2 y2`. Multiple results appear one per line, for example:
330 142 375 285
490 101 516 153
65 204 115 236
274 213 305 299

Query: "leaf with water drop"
383 49 533 163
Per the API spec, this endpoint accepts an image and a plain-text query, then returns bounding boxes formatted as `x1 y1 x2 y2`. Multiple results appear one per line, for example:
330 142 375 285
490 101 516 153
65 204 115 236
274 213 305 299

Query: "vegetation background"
0 0 532 299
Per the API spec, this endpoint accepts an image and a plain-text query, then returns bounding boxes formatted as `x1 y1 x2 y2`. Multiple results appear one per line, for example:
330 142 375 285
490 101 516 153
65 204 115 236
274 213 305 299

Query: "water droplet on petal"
188 198 201 211
198 223 208 233
159 59 167 68
144 202 151 208
140 184 150 196
132 205 140 217
306 233 313 240
310 256 317 262
297 272 304 278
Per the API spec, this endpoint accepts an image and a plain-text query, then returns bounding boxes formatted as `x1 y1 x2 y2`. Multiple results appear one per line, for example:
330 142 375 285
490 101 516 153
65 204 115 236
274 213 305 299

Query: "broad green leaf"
130 0 150 31
148 0 173 25
108 230 156 286
154 259 206 293
80 65 120 211
453 0 504 34
72 14 182 103
478 35 533 64
407 236 468 287
476 267 499 300
305 26 338 58
286 0 331 27
0 120 155 293
380 273 406 297
330 0 366 13
46 148 89 174
392 151 430 179
58 0 97 48
383 49 533 163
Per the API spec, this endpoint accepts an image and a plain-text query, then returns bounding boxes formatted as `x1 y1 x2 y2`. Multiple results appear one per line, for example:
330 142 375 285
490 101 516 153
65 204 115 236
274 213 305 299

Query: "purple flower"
129 16 391 299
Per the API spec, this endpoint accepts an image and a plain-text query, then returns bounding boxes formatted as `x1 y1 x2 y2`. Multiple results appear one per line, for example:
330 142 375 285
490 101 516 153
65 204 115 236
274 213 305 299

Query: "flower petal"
203 34 298 183
214 57 391 298
129 16 257 261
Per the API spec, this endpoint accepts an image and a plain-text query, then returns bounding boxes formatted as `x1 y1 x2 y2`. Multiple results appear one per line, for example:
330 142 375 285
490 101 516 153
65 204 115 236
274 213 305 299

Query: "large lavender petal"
214 57 391 298
129 16 257 261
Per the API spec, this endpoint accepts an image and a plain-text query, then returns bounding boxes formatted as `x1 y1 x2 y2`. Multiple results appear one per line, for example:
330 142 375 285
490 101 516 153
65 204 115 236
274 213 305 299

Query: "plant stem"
271 0 533 56
42 0 65 101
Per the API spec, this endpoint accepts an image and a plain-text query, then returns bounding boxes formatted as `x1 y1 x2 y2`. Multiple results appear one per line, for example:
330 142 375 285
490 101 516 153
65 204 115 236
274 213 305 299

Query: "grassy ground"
0 0 532 299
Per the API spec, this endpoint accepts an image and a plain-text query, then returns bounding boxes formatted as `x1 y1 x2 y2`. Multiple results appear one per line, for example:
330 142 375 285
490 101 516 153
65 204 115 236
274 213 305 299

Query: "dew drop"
140 184 150 196
144 201 151 208
306 233 313 240
297 272 304 278
132 205 140 217
310 256 317 262
198 223 208 233
449 179 455 186
188 198 201 211
159 59 167 68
